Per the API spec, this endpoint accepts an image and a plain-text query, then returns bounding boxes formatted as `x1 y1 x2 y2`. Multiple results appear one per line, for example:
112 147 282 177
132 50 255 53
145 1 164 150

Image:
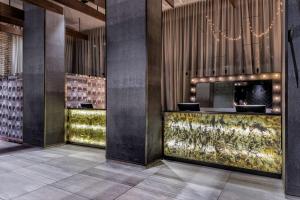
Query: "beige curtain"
88 28 106 76
74 37 90 75
0 31 23 75
65 26 106 77
0 32 12 76
162 0 283 111
11 35 23 74
65 35 75 73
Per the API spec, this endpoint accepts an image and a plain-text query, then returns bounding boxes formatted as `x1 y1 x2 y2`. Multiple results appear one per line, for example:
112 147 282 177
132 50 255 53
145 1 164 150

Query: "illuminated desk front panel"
164 112 282 175
65 109 106 148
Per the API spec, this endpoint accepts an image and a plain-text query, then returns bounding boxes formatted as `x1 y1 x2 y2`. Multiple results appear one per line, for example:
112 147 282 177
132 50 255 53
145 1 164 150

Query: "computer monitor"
178 103 200 111
235 105 266 113
81 103 93 109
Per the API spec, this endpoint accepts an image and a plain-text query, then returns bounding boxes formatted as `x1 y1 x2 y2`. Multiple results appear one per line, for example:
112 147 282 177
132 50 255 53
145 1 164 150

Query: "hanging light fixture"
206 0 283 42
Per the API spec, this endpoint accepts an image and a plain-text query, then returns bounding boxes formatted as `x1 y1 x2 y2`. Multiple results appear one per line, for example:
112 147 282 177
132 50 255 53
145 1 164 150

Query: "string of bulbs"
205 0 284 42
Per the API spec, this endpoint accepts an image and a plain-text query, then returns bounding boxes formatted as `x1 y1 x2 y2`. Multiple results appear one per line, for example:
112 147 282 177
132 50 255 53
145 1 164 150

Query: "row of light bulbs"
205 0 283 42
190 72 282 113
191 73 281 84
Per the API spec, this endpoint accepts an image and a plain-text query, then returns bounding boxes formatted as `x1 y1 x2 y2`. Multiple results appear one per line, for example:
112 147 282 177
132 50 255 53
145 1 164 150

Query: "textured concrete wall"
286 0 300 196
106 0 162 165
23 4 45 146
23 4 65 147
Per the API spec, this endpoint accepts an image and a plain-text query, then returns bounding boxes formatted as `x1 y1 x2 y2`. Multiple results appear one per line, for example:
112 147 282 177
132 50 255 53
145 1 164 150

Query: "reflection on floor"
0 140 298 200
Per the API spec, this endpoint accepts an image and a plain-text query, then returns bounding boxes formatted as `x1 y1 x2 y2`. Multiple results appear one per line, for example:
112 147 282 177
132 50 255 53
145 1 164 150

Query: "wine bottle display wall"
65 74 106 109
0 75 23 142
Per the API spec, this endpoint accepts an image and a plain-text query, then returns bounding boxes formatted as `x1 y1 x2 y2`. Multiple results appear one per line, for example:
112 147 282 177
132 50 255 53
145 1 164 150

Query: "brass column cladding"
164 112 282 174
44 9 65 146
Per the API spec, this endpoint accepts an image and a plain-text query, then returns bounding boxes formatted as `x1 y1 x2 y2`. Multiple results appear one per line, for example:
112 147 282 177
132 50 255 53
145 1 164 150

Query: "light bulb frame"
190 72 282 114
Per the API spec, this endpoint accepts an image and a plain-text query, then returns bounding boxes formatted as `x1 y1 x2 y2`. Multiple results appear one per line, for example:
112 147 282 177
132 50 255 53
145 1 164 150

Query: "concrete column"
23 4 65 147
285 0 300 196
106 0 162 165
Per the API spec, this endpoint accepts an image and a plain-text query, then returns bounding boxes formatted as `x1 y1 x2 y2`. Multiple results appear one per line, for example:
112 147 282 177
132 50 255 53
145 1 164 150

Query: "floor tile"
0 172 45 200
13 150 64 163
137 175 222 200
14 167 56 184
219 172 286 200
13 186 89 200
0 155 37 173
0 141 21 150
75 179 131 200
136 176 186 198
175 182 222 200
82 166 146 187
116 187 175 200
69 150 106 163
46 156 99 173
52 174 102 193
219 182 283 200
44 147 80 156
57 145 98 153
16 163 75 182
95 161 151 176
229 172 283 192
159 160 230 189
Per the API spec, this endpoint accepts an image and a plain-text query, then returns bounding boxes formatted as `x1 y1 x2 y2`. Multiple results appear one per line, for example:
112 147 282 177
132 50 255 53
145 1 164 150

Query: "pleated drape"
162 0 283 111
65 35 75 74
88 28 106 76
65 26 106 77
11 35 23 74
74 38 90 75
0 32 22 76
0 32 12 76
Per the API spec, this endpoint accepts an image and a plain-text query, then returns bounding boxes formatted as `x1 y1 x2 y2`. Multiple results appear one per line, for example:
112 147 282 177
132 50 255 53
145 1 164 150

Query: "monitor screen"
178 103 200 111
81 103 94 109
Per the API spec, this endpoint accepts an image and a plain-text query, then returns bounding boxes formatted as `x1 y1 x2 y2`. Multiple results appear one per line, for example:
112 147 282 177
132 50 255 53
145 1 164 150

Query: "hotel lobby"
0 0 300 199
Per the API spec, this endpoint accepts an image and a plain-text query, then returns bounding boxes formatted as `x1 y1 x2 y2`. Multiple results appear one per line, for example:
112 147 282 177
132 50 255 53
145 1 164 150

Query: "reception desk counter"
65 109 106 148
164 111 282 176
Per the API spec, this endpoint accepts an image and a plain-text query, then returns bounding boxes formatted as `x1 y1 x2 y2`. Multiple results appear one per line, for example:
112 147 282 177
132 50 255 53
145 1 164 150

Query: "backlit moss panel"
164 112 282 174
66 109 106 147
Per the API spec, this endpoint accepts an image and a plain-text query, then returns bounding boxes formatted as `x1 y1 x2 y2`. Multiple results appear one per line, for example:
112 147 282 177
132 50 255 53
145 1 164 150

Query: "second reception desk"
65 109 106 148
164 112 282 175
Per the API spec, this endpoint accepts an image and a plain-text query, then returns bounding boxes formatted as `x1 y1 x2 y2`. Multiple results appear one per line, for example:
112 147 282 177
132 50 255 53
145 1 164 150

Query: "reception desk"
164 112 282 176
65 109 106 148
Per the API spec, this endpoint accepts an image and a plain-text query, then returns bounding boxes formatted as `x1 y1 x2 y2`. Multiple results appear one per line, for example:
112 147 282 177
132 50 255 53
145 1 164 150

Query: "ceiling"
51 1 105 31
64 0 204 31
0 0 105 31
0 0 203 31
0 0 22 9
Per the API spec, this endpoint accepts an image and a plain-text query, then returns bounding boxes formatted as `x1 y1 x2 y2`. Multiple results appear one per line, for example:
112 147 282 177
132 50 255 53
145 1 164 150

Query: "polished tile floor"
0 140 298 200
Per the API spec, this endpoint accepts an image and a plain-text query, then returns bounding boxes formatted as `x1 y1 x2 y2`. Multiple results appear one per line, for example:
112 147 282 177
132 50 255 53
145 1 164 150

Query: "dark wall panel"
106 0 162 165
23 4 45 147
44 10 65 146
286 0 300 196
